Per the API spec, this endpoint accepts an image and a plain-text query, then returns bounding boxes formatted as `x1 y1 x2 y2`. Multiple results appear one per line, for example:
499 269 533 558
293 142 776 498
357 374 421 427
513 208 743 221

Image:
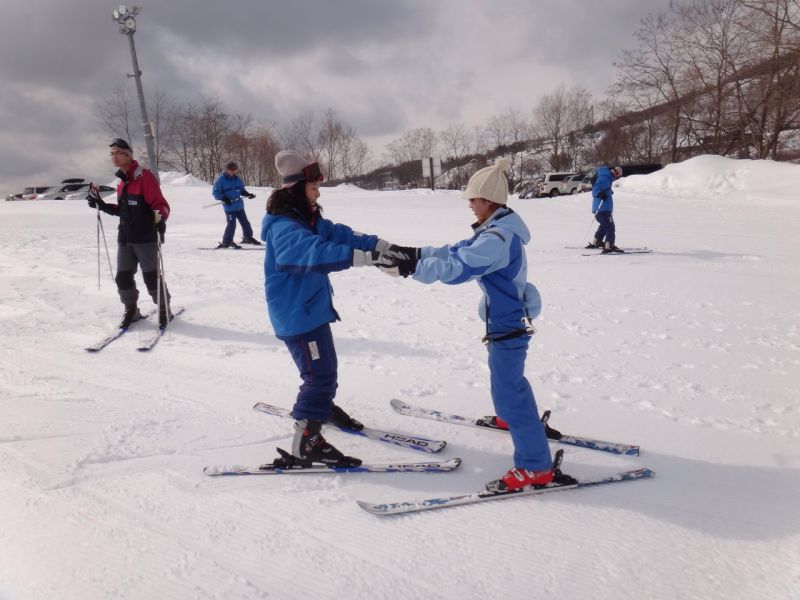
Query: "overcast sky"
0 0 673 195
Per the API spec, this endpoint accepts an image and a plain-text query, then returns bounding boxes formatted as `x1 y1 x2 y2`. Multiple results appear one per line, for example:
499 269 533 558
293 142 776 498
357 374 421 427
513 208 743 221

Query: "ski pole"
582 214 596 243
92 184 115 288
202 200 223 209
156 227 171 330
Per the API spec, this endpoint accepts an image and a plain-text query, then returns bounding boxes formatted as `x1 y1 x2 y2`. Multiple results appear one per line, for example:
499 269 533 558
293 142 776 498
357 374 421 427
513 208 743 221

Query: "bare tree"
615 11 690 162
95 84 135 149
439 122 473 188
484 108 531 186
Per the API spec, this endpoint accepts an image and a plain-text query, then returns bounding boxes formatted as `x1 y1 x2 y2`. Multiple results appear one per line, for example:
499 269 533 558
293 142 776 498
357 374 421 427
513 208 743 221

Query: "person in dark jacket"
212 161 259 249
586 165 623 253
261 150 412 468
87 138 173 327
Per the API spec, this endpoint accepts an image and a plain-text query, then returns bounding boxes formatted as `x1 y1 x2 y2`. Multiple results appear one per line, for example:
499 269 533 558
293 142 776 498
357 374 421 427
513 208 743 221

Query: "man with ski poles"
87 138 173 328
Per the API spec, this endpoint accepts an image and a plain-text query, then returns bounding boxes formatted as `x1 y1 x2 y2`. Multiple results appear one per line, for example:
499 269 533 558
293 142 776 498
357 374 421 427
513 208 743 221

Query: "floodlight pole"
125 31 159 183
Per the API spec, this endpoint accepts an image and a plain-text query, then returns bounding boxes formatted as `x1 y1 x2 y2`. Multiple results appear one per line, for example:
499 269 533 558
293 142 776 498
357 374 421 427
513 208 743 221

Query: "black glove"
246 193 256 199
388 245 421 260
242 189 256 199
221 198 232 205
377 249 419 278
157 220 166 243
597 191 608 201
87 192 106 210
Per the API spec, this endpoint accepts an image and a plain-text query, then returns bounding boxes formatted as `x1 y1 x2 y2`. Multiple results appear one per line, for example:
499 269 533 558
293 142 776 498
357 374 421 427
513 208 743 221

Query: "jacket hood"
479 207 531 245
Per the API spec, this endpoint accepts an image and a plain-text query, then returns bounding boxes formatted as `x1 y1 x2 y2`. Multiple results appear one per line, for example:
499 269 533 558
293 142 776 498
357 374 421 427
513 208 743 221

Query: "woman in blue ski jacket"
261 150 411 468
377 158 574 492
587 165 623 253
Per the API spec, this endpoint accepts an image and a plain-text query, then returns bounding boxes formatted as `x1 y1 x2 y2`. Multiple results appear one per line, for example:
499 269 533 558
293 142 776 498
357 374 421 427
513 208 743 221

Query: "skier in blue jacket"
212 161 259 249
377 158 574 492
261 150 413 467
586 165 623 253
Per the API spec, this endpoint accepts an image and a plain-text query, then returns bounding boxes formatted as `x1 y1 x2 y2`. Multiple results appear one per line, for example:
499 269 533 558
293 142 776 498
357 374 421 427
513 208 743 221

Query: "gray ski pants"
115 242 169 308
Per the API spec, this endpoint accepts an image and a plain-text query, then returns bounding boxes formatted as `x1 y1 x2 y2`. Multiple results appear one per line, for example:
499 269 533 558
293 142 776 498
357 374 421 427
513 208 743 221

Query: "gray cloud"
0 0 672 195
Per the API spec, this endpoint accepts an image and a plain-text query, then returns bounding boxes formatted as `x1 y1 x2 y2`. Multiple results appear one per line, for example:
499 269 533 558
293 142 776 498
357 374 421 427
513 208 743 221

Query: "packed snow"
0 156 798 599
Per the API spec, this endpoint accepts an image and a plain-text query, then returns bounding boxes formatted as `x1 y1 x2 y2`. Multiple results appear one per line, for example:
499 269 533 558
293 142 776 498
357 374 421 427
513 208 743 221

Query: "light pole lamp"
111 4 159 182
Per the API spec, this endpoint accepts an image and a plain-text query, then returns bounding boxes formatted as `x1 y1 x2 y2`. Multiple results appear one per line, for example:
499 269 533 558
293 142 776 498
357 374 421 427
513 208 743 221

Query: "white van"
536 172 576 197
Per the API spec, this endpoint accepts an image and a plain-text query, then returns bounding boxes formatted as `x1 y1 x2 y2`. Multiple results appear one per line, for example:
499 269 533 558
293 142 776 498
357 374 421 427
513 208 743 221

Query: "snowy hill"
0 156 798 599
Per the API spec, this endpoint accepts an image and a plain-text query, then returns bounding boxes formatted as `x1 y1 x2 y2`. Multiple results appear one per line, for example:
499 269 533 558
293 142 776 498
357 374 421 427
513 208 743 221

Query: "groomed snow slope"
0 156 798 599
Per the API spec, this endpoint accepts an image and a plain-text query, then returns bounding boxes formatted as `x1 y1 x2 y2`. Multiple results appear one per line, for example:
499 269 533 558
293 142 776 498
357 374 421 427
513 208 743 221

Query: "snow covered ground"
1 156 798 599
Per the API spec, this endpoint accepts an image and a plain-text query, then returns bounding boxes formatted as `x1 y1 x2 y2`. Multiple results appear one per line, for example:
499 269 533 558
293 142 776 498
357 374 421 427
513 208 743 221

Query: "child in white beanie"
378 158 574 491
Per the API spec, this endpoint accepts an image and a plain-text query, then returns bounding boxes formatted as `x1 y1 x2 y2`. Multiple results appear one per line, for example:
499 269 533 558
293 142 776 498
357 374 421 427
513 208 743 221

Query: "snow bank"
159 171 210 187
618 154 800 199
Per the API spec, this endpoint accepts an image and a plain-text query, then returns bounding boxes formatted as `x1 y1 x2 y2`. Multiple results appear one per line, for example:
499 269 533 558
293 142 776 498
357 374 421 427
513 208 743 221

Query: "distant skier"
87 138 173 328
261 150 415 468
376 158 573 492
586 165 624 253
212 161 259 249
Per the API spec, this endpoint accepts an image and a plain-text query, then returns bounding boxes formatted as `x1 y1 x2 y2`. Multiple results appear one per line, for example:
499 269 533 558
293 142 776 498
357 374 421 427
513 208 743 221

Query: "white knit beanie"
275 150 311 188
462 157 511 205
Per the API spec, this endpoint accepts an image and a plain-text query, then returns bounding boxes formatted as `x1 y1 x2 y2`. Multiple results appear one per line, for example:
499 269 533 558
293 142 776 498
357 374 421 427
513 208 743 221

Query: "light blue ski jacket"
413 207 541 334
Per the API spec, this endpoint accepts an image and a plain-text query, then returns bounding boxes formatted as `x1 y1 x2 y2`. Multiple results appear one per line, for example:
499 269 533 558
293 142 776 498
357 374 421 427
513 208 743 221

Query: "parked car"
517 180 539 199
36 179 89 200
64 185 115 201
8 186 51 200
536 172 576 197
559 173 590 195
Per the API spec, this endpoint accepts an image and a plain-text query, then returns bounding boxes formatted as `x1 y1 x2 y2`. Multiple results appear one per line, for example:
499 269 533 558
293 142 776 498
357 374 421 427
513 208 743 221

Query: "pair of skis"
205 401 653 515
565 245 653 256
84 306 184 352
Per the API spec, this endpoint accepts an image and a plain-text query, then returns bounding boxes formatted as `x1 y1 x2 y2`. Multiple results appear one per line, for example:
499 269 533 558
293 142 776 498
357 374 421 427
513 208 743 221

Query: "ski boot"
240 237 262 246
290 419 362 467
328 403 364 431
485 450 576 493
119 306 144 329
585 239 603 249
216 241 242 249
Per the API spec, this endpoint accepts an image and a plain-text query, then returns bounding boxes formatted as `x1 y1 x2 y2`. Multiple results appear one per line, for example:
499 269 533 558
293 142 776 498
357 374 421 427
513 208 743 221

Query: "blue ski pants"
594 211 615 245
282 323 338 421
222 209 254 244
487 336 552 470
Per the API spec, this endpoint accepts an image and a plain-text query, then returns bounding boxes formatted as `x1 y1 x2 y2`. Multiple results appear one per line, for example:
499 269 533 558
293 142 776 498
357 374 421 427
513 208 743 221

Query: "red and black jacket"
98 161 171 244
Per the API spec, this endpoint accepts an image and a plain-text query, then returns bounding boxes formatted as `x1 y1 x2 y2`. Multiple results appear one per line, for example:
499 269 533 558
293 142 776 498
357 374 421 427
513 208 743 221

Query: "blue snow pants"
594 211 615 245
222 209 254 244
282 323 338 421
487 336 552 470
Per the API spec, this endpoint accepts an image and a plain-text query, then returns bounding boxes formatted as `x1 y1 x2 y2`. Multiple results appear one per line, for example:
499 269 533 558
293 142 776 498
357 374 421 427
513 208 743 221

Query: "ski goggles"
281 162 325 187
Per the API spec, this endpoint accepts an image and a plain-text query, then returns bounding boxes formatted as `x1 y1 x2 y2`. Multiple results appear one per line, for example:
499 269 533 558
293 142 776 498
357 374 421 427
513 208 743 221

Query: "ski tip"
356 500 388 515
389 398 409 411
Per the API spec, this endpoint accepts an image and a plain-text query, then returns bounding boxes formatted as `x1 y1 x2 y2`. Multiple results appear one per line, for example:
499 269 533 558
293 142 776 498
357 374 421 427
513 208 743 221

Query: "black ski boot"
610 245 625 253
119 306 143 329
240 237 262 246
291 419 362 467
328 404 364 431
217 241 242 249
585 239 603 249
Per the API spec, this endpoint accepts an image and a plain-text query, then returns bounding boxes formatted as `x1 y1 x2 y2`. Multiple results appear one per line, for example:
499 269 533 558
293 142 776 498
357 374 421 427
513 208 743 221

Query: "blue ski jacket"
261 212 379 338
591 166 614 213
413 207 541 335
212 171 246 213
